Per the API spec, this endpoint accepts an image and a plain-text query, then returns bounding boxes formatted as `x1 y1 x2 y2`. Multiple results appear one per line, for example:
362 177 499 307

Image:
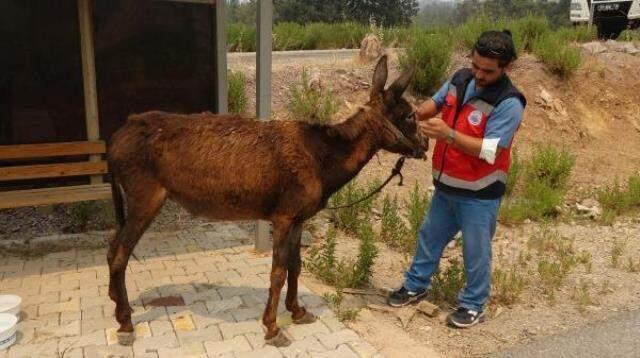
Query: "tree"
275 0 346 23
346 0 419 26
227 0 240 23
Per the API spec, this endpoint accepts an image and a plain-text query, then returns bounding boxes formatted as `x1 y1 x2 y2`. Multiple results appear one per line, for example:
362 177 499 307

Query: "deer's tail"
110 172 126 230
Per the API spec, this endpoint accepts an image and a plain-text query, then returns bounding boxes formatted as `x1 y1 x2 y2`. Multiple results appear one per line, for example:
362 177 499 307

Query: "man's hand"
420 118 452 141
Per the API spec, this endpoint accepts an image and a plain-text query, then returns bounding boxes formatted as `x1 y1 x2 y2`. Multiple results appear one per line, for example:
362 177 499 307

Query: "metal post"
77 0 102 184
213 0 228 113
255 0 273 253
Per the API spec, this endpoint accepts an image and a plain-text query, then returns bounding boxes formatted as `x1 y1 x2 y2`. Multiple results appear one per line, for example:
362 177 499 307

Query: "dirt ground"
1 43 640 357
258 45 640 357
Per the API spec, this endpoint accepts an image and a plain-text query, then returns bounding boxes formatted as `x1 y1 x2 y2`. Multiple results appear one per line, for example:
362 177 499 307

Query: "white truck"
570 0 640 38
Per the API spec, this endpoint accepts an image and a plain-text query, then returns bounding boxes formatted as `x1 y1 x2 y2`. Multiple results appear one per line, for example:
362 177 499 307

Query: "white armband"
479 138 500 165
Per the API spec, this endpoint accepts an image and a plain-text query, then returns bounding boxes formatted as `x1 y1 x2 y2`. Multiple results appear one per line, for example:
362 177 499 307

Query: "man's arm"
414 81 449 121
420 118 484 157
420 98 524 162
415 98 440 121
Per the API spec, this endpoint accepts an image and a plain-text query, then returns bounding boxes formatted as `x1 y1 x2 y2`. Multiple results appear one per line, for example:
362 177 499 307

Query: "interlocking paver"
177 325 223 345
287 320 331 341
39 298 80 316
204 335 252 356
1 222 379 358
132 334 179 356
150 320 175 336
278 335 327 357
348 340 379 358
236 345 284 358
311 344 360 358
157 341 207 358
219 320 264 340
315 329 361 350
84 343 134 358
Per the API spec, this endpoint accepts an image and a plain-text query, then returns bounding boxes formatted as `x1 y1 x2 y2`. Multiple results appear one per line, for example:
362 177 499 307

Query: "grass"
596 173 640 222
555 25 597 43
227 23 256 52
505 149 522 197
404 182 431 255
577 250 592 273
537 259 564 299
329 179 381 234
571 280 596 312
510 15 550 52
288 68 339 124
428 258 466 305
625 257 640 273
619 29 640 44
323 291 360 322
273 22 306 51
500 144 575 224
492 265 527 306
378 182 431 257
453 16 496 51
304 221 378 289
599 279 612 295
610 239 626 268
67 201 114 233
227 70 247 114
526 144 576 190
525 227 582 301
226 17 588 78
380 194 410 250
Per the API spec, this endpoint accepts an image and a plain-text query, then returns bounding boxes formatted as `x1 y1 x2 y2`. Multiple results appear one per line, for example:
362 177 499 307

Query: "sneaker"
387 286 427 307
446 307 486 328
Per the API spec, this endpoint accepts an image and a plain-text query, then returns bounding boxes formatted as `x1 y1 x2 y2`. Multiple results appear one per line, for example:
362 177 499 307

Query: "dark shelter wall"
0 0 216 146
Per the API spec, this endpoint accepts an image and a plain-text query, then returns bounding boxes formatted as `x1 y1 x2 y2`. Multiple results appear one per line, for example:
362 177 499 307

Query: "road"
499 309 640 358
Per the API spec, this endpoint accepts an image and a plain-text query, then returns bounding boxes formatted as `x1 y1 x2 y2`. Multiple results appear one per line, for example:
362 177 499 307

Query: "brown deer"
107 55 427 347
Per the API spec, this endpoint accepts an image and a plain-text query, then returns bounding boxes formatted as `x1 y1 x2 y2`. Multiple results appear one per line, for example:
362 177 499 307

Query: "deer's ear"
370 55 388 100
388 64 415 98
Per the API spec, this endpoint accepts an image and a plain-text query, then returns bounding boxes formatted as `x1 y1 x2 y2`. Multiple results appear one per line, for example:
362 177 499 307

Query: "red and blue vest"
433 68 527 199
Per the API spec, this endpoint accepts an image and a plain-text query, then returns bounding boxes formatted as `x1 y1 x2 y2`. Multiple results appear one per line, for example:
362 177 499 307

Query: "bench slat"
0 162 108 181
0 141 106 160
0 184 112 209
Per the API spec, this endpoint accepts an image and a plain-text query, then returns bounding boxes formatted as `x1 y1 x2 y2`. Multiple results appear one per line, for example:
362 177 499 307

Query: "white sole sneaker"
447 310 486 328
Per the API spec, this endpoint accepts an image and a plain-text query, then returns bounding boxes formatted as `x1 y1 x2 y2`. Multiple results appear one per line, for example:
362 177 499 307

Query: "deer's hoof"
293 311 317 325
117 331 135 346
265 329 291 347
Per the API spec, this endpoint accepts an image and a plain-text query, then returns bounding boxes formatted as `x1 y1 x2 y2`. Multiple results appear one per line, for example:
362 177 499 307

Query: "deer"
106 55 427 347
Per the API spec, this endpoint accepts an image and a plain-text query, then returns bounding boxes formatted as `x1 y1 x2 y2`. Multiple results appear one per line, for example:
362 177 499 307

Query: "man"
388 30 527 328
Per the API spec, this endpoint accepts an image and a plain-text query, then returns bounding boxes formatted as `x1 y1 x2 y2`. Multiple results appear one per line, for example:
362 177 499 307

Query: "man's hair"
473 30 517 67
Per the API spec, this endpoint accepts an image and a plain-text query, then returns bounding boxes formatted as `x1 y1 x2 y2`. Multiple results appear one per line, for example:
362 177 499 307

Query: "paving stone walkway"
0 223 380 358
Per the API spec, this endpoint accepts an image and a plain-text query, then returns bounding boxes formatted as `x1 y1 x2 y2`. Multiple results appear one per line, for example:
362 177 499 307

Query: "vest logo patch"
467 110 483 126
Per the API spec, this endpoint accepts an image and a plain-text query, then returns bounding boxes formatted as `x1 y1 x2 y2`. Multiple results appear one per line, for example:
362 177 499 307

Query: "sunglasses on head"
475 43 508 56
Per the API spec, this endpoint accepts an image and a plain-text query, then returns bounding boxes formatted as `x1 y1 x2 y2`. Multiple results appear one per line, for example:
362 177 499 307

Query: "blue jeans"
404 189 501 312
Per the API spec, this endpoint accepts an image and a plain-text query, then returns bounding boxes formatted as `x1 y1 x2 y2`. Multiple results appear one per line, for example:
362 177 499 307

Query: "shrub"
288 68 338 124
227 70 247 114
533 32 581 77
227 23 256 52
400 31 452 96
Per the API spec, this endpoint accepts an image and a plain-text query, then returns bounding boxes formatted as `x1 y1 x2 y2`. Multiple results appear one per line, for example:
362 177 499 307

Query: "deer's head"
367 55 427 159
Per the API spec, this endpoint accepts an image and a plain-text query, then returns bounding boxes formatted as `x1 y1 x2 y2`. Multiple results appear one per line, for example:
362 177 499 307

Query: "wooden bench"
0 141 112 209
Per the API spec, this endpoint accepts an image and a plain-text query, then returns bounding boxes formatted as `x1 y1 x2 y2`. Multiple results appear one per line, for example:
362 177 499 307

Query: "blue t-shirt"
431 79 524 148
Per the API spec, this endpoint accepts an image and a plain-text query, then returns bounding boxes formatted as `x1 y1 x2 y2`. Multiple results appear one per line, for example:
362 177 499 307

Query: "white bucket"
0 295 21 318
0 313 18 350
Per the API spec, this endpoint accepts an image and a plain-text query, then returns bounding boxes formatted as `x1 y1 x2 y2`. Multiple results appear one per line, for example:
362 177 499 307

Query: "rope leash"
326 156 406 210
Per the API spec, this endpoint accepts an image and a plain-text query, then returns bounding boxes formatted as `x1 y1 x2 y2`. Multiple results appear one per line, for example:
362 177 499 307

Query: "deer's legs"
262 217 294 347
107 181 166 345
285 222 316 324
